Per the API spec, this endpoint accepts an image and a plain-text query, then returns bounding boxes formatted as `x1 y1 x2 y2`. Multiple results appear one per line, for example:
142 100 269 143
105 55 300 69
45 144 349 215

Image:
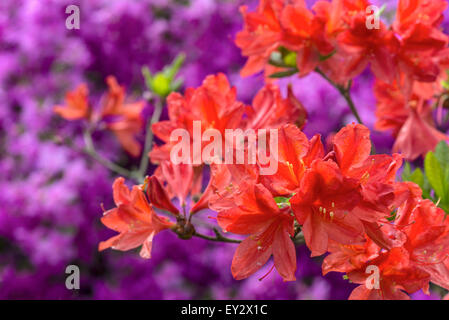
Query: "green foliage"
269 69 298 78
441 70 449 90
142 53 185 97
404 141 449 213
268 48 299 78
283 51 297 68
274 196 292 209
319 50 336 62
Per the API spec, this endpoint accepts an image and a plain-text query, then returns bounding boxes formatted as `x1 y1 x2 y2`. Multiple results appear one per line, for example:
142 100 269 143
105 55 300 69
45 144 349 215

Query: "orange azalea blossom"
290 159 365 257
235 0 449 86
200 162 260 214
259 123 323 196
53 83 90 120
150 73 306 164
100 76 145 157
54 76 145 157
331 124 409 241
153 161 203 210
396 198 449 291
235 0 286 77
215 180 296 281
375 78 448 160
393 106 449 161
145 175 179 215
244 84 307 130
393 0 448 86
150 73 246 163
347 247 430 300
305 0 398 83
288 123 410 256
393 0 447 34
334 5 397 83
99 177 174 259
280 1 334 77
322 237 380 276
324 183 449 299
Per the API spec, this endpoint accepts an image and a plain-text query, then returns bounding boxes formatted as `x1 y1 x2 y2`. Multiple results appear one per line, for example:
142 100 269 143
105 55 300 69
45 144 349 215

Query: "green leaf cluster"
403 141 449 213
142 53 185 97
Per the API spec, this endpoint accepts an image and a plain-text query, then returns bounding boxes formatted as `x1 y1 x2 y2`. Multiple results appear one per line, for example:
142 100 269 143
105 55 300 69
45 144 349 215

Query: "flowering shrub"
3 0 449 300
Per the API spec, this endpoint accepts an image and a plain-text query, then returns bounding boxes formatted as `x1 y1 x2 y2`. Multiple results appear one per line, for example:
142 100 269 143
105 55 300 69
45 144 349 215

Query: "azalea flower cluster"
56 73 448 300
51 0 449 301
237 0 449 160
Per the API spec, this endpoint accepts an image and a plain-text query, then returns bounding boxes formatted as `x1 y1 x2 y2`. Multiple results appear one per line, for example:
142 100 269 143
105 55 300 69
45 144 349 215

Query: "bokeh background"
0 0 447 299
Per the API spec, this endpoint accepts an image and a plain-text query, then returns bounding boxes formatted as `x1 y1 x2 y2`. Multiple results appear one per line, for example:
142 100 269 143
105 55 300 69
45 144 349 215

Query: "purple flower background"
0 0 445 299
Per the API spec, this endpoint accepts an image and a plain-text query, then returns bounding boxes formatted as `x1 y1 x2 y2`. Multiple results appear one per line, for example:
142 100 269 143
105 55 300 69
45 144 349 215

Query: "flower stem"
82 129 134 178
192 228 242 244
136 98 164 180
315 68 364 125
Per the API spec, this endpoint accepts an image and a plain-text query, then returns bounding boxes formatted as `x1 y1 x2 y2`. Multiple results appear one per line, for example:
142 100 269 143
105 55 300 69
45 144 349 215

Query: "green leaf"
442 70 449 90
283 51 297 68
164 53 186 81
376 4 387 18
269 69 298 78
410 168 425 189
402 162 432 199
435 141 449 168
274 196 293 209
319 50 336 62
424 151 446 201
402 162 412 181
142 66 153 89
385 210 397 222
274 196 290 204
142 53 185 97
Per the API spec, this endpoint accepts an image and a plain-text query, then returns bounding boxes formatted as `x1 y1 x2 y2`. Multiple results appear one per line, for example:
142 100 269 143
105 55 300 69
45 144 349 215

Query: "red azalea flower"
153 161 202 208
329 1 397 83
307 0 394 83
100 76 145 157
99 177 174 259
374 79 412 136
150 73 246 163
331 124 408 227
54 77 145 157
393 0 448 84
259 123 312 196
397 199 449 291
145 175 179 215
235 0 285 77
198 162 259 214
322 237 380 275
347 247 430 300
375 79 448 160
280 1 334 76
244 84 307 130
150 73 305 165
216 181 296 281
393 0 448 36
393 106 449 160
290 159 365 257
53 83 90 120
